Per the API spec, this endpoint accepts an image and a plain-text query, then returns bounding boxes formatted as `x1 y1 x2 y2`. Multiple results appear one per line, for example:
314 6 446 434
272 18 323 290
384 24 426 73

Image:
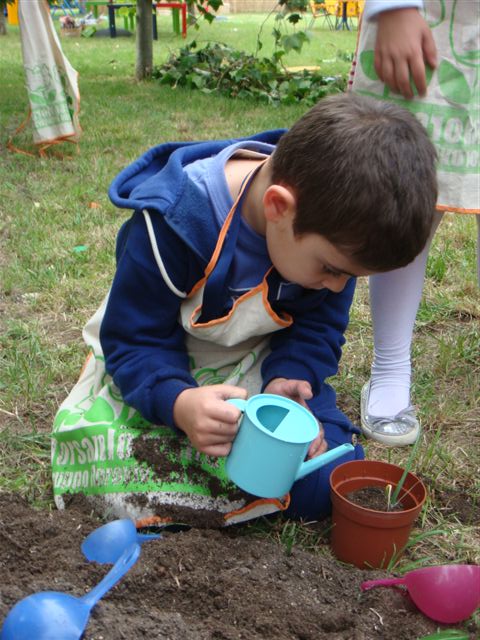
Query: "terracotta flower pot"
329 460 427 569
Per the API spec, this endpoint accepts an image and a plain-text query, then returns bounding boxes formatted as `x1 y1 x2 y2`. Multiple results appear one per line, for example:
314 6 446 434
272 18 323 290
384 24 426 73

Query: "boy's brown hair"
271 93 437 272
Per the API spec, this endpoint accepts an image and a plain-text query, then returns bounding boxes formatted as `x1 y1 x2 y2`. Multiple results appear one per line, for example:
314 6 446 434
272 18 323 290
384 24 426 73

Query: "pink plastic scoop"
361 564 480 624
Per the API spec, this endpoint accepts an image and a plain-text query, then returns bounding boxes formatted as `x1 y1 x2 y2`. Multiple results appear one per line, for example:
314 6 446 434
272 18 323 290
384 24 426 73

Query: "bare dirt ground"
1 493 477 639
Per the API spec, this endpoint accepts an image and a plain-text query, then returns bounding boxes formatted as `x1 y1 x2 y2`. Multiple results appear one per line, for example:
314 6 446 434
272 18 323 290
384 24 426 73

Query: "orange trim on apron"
187 162 266 299
223 493 291 521
185 160 293 331
436 204 479 215
189 267 293 330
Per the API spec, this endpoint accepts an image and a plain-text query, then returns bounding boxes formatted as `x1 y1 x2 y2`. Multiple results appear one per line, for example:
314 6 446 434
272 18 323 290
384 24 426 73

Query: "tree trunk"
0 10 7 35
135 0 153 80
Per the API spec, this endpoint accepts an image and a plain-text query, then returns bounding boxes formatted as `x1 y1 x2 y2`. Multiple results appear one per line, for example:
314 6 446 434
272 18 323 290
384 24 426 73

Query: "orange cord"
7 108 80 159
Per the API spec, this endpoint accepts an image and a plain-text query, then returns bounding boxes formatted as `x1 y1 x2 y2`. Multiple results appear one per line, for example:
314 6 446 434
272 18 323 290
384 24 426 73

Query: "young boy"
51 94 437 526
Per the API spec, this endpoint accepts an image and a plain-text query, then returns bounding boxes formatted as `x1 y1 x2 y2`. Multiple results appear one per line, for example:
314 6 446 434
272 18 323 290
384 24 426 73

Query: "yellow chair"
308 1 336 30
324 0 338 14
6 0 19 25
347 1 364 20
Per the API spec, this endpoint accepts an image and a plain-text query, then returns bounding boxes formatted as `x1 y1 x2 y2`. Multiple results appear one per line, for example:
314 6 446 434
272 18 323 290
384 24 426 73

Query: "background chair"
51 1 77 18
308 1 335 31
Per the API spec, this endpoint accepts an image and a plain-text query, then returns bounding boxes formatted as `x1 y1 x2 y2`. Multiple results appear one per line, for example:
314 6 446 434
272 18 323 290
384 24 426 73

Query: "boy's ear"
263 184 297 223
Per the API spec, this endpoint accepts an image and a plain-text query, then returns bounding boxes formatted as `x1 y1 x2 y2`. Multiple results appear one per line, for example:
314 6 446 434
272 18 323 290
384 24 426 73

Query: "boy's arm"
100 212 201 429
100 212 246 451
261 278 356 396
364 0 437 99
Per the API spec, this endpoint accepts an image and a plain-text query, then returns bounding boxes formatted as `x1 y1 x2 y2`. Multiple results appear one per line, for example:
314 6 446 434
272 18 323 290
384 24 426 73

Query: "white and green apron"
351 0 479 214
52 164 294 525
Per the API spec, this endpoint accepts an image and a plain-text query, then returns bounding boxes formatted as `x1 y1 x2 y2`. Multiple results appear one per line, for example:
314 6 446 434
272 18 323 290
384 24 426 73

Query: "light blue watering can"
226 394 354 498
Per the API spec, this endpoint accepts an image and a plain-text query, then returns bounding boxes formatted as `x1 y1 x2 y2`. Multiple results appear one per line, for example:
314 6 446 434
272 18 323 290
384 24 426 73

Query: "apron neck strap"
199 159 267 323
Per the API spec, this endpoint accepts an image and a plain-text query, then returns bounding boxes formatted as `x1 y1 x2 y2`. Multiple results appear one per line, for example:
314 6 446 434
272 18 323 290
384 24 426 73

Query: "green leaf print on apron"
352 0 479 214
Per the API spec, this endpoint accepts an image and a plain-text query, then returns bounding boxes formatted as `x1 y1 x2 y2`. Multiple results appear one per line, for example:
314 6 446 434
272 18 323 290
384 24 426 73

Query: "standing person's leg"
361 211 444 446
476 215 480 284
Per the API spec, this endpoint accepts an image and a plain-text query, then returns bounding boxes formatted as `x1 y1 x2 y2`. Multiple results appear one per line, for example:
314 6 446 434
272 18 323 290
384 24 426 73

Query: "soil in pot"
346 486 404 512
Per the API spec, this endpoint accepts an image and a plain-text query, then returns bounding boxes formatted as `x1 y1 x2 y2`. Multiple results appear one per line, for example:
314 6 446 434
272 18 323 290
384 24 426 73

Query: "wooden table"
85 1 187 38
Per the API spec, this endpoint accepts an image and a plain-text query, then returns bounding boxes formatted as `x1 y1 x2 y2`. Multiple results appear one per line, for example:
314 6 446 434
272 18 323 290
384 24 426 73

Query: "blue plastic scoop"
0 543 140 640
82 518 162 564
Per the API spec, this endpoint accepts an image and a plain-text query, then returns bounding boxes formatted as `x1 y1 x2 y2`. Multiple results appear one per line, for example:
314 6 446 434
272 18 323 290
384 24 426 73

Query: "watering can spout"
295 443 354 482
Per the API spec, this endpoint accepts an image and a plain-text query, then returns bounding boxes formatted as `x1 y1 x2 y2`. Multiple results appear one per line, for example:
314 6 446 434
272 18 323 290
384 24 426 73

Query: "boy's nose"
323 274 350 292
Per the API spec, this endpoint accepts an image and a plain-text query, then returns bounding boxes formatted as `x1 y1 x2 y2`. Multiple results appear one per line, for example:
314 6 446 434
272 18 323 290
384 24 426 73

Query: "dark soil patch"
432 486 479 526
132 433 255 527
0 493 477 639
133 433 248 502
346 487 404 512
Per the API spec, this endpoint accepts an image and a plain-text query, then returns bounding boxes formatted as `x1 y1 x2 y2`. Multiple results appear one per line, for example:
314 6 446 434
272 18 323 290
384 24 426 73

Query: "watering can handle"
226 398 247 411
295 443 354 481
361 578 406 591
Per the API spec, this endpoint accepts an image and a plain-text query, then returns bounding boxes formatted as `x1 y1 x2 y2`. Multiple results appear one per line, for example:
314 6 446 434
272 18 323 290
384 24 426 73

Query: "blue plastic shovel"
0 543 140 640
82 518 162 564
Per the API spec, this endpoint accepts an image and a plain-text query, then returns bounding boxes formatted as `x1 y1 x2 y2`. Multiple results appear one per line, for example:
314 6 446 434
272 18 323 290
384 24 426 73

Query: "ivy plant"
154 2 346 106
154 41 345 106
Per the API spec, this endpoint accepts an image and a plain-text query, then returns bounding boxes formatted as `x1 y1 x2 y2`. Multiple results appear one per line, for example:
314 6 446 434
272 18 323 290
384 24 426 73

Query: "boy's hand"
173 385 247 457
263 377 313 408
263 377 327 458
307 424 327 459
375 8 437 99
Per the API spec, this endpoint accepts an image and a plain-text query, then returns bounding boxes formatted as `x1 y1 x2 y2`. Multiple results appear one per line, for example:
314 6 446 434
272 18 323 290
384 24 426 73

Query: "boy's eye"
322 266 343 278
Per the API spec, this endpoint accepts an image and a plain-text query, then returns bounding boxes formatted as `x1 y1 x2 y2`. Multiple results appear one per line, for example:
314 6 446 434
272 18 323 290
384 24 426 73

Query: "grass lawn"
0 12 479 572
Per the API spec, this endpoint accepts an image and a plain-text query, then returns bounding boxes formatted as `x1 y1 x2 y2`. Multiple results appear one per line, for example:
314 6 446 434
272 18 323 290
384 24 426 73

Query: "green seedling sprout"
385 483 393 511
389 429 422 510
386 528 447 571
417 631 469 640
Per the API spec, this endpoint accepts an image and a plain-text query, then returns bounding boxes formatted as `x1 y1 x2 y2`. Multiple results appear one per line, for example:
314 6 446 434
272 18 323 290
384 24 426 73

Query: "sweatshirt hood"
109 132 286 213
108 131 285 260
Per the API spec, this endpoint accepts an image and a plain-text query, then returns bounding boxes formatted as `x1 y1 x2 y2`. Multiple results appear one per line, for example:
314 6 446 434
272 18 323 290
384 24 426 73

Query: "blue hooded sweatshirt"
101 132 356 435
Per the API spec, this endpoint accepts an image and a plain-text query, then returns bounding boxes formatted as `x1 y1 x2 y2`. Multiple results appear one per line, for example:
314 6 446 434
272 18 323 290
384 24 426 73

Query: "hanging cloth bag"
13 0 81 154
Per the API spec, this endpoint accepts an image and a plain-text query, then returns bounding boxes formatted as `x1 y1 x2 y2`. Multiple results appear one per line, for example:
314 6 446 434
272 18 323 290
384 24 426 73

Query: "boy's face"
266 211 373 293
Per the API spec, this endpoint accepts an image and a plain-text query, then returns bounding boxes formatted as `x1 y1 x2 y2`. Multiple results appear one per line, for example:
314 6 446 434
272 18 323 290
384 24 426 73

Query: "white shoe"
360 381 420 446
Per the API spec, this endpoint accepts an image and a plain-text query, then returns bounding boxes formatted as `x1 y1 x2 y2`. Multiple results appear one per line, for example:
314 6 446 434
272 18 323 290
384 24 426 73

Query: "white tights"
368 212 480 417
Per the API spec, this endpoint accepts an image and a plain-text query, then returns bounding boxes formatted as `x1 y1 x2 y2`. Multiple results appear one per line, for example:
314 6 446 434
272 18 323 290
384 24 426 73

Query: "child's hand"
173 385 247 457
264 378 327 458
307 424 328 459
263 377 313 409
375 8 437 99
